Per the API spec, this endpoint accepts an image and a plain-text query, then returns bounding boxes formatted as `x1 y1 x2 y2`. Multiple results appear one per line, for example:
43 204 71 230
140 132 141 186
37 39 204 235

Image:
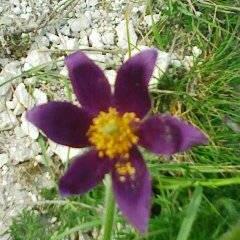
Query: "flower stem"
102 175 116 240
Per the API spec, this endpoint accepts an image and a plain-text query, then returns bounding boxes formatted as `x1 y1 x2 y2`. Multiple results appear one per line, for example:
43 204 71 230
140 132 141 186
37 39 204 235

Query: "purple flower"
27 49 207 233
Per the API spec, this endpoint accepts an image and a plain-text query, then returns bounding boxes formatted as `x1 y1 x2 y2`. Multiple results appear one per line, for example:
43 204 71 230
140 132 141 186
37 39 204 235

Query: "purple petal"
65 51 112 115
112 148 151 233
26 101 92 148
114 49 158 118
138 115 208 155
59 150 111 195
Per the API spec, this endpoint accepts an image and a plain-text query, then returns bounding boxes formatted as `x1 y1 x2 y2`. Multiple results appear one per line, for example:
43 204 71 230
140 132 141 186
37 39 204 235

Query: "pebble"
14 83 35 109
48 140 85 163
102 32 115 46
0 110 18 130
69 16 90 32
23 50 52 71
192 46 202 58
0 154 8 168
116 20 138 49
33 88 48 105
21 113 39 140
89 29 104 48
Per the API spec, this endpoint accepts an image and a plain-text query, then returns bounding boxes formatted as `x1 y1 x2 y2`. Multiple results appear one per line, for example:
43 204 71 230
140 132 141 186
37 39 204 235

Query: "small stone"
105 70 116 87
69 16 90 32
0 76 11 97
154 51 172 78
102 32 115 45
1 61 22 79
6 97 18 110
0 154 8 168
0 111 18 130
79 32 89 46
48 140 85 163
144 14 160 27
0 98 6 112
33 89 47 105
46 33 60 44
14 83 35 109
89 29 104 48
192 46 202 58
86 0 98 7
34 36 50 48
58 36 78 50
59 66 68 77
23 50 52 71
14 126 27 138
9 137 40 164
183 56 194 71
59 25 71 36
116 20 138 49
24 77 37 85
13 103 25 116
21 113 39 140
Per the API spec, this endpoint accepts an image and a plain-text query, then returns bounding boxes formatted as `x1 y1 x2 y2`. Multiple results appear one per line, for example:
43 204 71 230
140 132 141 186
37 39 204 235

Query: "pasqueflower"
27 49 207 233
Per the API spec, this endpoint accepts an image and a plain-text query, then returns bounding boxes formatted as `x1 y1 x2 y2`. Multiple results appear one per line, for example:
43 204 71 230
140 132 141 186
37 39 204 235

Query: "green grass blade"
176 186 203 240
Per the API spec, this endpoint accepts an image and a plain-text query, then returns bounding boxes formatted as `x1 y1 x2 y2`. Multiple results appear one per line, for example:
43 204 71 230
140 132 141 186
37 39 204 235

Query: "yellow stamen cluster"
87 107 139 159
115 162 136 176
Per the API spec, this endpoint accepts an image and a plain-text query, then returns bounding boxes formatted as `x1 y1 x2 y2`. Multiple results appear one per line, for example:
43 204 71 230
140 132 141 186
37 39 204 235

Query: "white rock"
34 36 50 48
59 66 68 77
0 76 11 97
154 51 171 77
116 20 138 49
13 103 25 116
102 32 115 45
1 61 22 79
14 126 27 138
9 137 40 164
79 32 89 46
6 97 18 110
171 59 182 68
144 14 160 27
0 61 22 96
46 33 60 44
48 140 85 163
86 52 105 63
58 36 78 50
33 89 47 105
69 16 90 32
24 77 37 85
23 50 52 71
86 0 98 7
0 111 18 130
192 46 202 58
59 25 71 36
89 29 104 48
0 154 8 168
14 83 35 109
105 70 116 87
183 56 194 71
21 113 39 140
0 98 6 112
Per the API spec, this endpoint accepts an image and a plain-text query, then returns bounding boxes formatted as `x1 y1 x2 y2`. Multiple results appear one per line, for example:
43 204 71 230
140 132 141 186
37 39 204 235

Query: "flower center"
87 107 140 159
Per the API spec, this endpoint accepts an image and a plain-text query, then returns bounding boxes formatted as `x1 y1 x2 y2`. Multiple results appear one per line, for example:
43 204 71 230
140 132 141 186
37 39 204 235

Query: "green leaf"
176 186 203 240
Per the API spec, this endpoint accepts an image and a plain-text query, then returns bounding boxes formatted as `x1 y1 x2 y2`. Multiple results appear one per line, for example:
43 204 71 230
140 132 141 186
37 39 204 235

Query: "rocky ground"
0 0 201 238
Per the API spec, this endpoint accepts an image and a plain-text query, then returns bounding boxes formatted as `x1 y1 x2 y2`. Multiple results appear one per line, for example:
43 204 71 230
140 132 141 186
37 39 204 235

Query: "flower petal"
138 115 208 155
114 49 158 118
65 51 112 115
59 150 111 195
26 101 92 148
112 148 151 233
